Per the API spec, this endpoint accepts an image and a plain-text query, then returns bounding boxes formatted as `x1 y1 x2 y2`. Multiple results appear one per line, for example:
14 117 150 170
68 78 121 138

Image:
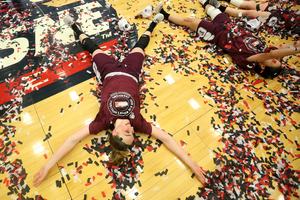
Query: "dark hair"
255 64 283 79
108 133 130 165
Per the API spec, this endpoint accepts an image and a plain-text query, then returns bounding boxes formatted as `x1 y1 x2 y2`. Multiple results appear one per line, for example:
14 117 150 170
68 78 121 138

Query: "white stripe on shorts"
104 72 138 83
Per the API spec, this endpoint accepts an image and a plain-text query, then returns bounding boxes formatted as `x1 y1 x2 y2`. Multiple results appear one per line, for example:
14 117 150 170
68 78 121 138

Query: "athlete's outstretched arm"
247 47 300 62
151 125 206 184
33 125 90 187
275 41 300 49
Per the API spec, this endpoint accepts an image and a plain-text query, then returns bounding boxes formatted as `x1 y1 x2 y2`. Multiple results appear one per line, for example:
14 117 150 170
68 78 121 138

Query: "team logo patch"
107 92 135 117
243 37 265 53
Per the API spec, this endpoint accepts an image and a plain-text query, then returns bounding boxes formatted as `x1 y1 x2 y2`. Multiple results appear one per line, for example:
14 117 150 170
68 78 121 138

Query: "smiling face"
112 119 134 145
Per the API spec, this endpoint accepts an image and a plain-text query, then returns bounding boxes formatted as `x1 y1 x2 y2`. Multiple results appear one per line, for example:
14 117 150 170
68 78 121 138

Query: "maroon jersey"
217 33 266 70
264 4 300 37
89 53 152 135
196 13 270 70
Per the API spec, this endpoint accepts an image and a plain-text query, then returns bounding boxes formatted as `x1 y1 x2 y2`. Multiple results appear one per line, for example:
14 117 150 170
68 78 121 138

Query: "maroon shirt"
217 32 266 70
197 13 278 70
89 75 152 135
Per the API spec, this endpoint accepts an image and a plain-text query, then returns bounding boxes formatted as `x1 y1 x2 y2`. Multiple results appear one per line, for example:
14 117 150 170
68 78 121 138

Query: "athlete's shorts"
92 52 144 84
264 3 277 12
195 13 231 43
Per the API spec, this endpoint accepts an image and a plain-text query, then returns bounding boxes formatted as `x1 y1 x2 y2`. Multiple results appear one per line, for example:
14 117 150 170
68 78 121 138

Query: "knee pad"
82 38 101 54
133 34 150 50
207 7 222 20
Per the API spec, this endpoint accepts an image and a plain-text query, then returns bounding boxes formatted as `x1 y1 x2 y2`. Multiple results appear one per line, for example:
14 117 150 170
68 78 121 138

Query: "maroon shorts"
196 13 231 43
92 52 145 83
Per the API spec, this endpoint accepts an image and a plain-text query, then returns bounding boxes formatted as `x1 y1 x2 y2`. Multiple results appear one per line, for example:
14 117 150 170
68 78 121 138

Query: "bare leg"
224 6 270 18
168 15 201 31
155 2 201 31
239 1 269 11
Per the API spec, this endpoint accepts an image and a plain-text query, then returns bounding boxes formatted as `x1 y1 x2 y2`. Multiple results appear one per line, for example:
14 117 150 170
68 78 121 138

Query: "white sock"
207 6 222 20
230 0 244 7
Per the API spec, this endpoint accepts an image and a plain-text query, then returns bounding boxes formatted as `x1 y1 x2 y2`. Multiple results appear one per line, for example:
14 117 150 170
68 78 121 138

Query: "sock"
202 0 210 8
71 23 83 36
160 8 170 20
218 5 227 12
207 6 222 20
147 21 157 33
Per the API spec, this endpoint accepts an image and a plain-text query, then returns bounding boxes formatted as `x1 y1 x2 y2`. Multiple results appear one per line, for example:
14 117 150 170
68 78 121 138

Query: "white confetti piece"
153 186 159 191
137 166 143 174
209 149 214 159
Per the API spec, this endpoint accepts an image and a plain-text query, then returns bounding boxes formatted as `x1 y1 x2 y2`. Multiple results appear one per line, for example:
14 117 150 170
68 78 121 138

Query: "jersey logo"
107 92 135 117
243 37 265 53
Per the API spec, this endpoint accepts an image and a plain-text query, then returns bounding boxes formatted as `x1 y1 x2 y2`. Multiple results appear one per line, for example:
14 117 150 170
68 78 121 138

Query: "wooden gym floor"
0 0 300 199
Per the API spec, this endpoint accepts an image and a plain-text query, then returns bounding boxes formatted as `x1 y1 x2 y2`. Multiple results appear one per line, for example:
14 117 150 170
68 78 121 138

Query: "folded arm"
151 125 206 184
33 125 90 187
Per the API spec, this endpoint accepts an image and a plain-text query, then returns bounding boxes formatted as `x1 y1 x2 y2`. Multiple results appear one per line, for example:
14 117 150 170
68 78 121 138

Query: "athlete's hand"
33 165 50 187
191 161 206 184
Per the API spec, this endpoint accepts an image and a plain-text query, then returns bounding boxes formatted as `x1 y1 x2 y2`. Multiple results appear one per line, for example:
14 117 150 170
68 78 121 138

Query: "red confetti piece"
101 191 106 198
85 182 92 186
243 100 250 109
44 154 48 159
252 79 263 86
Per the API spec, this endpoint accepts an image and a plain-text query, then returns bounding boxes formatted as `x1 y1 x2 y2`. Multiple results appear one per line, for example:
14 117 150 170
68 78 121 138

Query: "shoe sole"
63 15 74 27
153 13 164 23
154 1 163 14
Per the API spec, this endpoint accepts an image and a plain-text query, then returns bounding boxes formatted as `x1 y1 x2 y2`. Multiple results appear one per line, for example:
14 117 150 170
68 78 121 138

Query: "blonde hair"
108 133 130 165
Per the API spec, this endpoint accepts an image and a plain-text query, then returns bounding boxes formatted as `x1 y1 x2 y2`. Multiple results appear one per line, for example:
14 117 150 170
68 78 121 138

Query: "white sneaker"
63 15 74 27
135 5 153 18
153 13 164 23
154 1 163 14
118 17 131 32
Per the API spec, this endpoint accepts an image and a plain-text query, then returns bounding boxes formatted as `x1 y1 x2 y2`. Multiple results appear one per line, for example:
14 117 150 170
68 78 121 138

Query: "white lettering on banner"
0 38 29 69
2 1 110 68
35 2 109 55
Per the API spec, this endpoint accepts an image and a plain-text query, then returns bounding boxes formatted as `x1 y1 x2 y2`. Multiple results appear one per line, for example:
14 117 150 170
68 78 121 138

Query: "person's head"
108 119 134 165
256 59 283 78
